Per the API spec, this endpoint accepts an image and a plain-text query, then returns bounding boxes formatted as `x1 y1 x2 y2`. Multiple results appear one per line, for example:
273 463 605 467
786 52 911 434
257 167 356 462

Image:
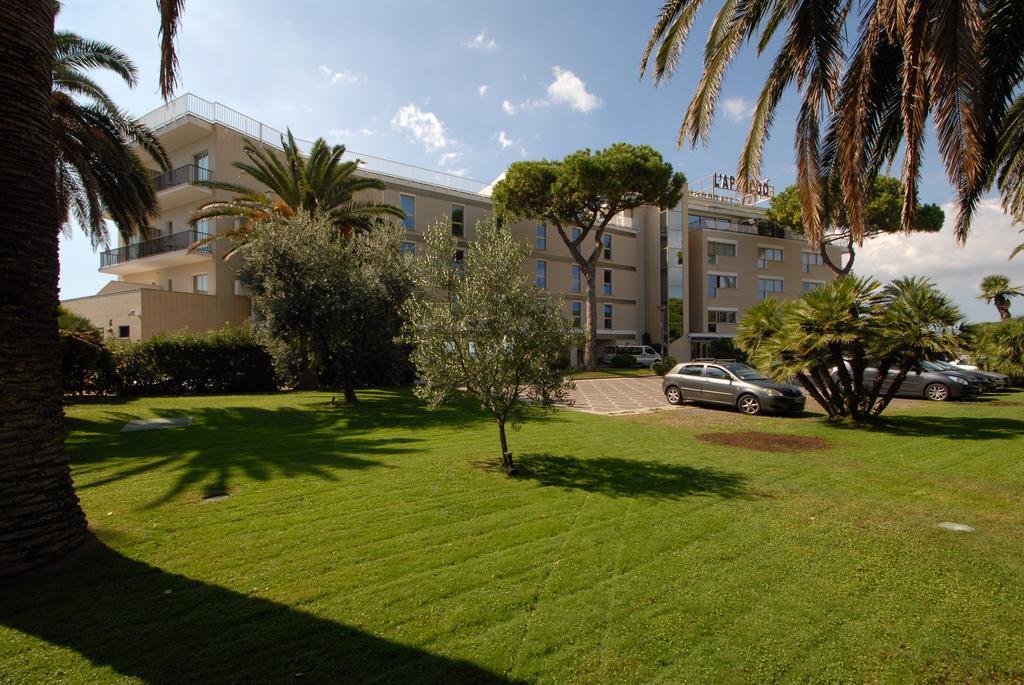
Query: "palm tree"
53 22 170 247
641 0 1024 248
978 274 1024 320
189 131 404 257
0 0 177 578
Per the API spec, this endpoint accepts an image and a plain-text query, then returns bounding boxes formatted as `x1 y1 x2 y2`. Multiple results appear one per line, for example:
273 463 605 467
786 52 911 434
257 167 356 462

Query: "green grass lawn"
2 389 1024 683
566 366 655 380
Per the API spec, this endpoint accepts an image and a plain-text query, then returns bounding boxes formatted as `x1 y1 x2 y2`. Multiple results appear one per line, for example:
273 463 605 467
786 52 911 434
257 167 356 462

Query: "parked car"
662 360 805 415
948 357 980 372
930 360 1010 390
861 362 982 401
602 344 662 368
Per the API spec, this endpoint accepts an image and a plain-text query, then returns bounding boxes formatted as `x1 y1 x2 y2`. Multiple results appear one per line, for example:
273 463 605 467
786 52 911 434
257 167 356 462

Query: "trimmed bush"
110 326 278 395
609 353 638 368
652 355 678 376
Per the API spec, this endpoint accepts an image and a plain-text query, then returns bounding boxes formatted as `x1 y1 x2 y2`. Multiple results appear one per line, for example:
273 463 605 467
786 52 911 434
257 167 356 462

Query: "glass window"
705 366 729 380
571 301 582 327
536 224 547 250
707 274 736 298
400 241 416 258
757 247 784 269
192 273 208 294
536 260 547 288
802 251 823 272
757 277 784 300
679 364 704 376
166 279 173 291
707 241 736 264
571 227 582 242
400 194 415 230
117 325 130 338
571 265 581 293
603 304 613 329
603 269 612 295
707 309 737 332
802 280 822 294
451 204 465 236
603 234 612 259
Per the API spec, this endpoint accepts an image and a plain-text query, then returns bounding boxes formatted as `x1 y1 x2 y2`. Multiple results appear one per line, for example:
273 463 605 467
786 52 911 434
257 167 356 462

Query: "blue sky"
57 0 1023 321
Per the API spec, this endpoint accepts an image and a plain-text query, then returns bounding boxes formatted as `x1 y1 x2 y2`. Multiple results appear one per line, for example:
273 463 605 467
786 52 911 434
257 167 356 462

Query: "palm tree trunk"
0 0 88 577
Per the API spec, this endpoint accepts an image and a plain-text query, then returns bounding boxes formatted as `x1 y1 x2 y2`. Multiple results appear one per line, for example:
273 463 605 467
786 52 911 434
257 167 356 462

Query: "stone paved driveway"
563 376 675 415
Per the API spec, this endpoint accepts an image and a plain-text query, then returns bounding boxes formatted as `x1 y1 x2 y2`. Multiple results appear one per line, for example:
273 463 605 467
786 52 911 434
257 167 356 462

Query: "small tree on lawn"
238 211 410 402
491 144 685 369
403 218 577 473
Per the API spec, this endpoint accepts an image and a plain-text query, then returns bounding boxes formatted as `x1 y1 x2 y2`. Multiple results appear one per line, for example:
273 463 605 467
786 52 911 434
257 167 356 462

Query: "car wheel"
737 394 762 415
924 383 950 401
665 386 684 405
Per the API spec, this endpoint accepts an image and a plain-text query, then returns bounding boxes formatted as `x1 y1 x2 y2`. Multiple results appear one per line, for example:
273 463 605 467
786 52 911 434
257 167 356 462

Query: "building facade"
62 94 841 363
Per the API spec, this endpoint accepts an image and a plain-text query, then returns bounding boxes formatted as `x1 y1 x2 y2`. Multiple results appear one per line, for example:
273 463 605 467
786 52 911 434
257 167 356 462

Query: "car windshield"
932 360 956 370
920 361 946 372
722 363 767 380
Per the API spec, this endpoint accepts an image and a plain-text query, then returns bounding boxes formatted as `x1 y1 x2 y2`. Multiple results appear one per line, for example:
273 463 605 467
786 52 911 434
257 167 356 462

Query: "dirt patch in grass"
697 431 830 453
985 400 1022 407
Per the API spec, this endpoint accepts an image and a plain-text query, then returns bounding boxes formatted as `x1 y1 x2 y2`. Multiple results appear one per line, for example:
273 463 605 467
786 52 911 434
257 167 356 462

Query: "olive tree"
238 211 410 402
737 276 964 419
491 144 685 369
402 218 577 473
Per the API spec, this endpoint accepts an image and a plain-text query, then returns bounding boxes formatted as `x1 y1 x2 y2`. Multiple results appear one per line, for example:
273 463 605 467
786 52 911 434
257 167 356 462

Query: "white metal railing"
139 93 489 195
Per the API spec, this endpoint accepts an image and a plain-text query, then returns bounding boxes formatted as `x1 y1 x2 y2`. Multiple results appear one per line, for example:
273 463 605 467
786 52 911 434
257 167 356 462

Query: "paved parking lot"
563 376 676 415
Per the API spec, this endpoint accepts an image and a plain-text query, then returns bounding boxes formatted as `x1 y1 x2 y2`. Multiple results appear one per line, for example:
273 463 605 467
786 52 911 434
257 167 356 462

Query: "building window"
571 301 582 327
451 204 465 236
707 309 737 333
193 273 209 294
166 279 173 291
193 151 210 181
571 227 582 242
602 269 613 295
453 249 465 271
758 277 784 300
117 325 130 338
400 241 416 258
802 251 823 272
757 247 784 269
603 304 613 329
164 221 173 236
802 280 823 294
602 234 612 259
536 224 547 250
536 260 547 288
234 279 243 296
707 240 736 264
400 194 416 230
707 274 737 298
571 265 581 293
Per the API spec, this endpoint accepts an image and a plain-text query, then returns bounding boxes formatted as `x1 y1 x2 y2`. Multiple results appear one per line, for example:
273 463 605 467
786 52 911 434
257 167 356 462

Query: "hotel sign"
713 173 775 199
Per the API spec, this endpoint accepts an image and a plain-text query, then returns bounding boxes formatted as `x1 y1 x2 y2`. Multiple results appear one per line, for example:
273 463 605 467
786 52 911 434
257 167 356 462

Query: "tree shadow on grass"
0 540 518 684
513 453 749 500
832 414 1024 441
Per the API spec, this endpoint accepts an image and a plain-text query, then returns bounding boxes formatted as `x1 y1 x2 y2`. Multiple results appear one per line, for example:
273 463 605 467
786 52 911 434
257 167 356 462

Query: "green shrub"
58 307 113 395
110 325 278 395
652 355 678 376
609 353 637 368
970 318 1024 383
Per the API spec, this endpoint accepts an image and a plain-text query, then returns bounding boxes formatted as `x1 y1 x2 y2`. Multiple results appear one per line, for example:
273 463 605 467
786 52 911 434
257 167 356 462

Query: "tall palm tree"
978 274 1024 320
189 130 403 257
0 0 176 578
53 22 170 247
641 0 1024 248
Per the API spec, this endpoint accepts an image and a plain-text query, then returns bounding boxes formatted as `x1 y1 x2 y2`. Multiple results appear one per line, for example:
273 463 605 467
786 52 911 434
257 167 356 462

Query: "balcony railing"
100 229 211 268
152 163 212 192
138 93 489 195
688 215 799 240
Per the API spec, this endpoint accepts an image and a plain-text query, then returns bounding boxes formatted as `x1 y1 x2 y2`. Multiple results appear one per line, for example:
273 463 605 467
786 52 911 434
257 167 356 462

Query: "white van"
601 344 663 367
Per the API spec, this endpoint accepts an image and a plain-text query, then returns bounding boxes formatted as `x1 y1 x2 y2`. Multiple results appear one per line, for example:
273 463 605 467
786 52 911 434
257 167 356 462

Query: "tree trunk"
582 264 598 370
820 236 854 276
0 0 88 577
342 367 358 403
497 420 516 473
995 295 1010 320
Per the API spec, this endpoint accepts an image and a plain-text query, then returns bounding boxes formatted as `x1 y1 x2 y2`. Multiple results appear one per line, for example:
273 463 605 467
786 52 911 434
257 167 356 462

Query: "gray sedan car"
662 361 805 415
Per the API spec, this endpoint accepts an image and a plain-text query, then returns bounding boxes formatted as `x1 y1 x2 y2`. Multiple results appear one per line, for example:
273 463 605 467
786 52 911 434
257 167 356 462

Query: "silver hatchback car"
662 360 805 415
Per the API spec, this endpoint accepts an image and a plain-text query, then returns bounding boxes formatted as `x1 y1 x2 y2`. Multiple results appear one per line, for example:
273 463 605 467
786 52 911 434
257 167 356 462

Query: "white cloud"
497 131 513 150
478 84 489 96
326 127 376 142
546 66 601 113
438 151 463 166
318 64 363 85
467 30 496 50
390 104 450 151
855 198 1024 322
722 96 754 123
501 97 548 116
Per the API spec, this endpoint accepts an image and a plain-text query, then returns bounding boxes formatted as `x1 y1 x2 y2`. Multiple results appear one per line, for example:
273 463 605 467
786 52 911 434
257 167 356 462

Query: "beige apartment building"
62 94 841 364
